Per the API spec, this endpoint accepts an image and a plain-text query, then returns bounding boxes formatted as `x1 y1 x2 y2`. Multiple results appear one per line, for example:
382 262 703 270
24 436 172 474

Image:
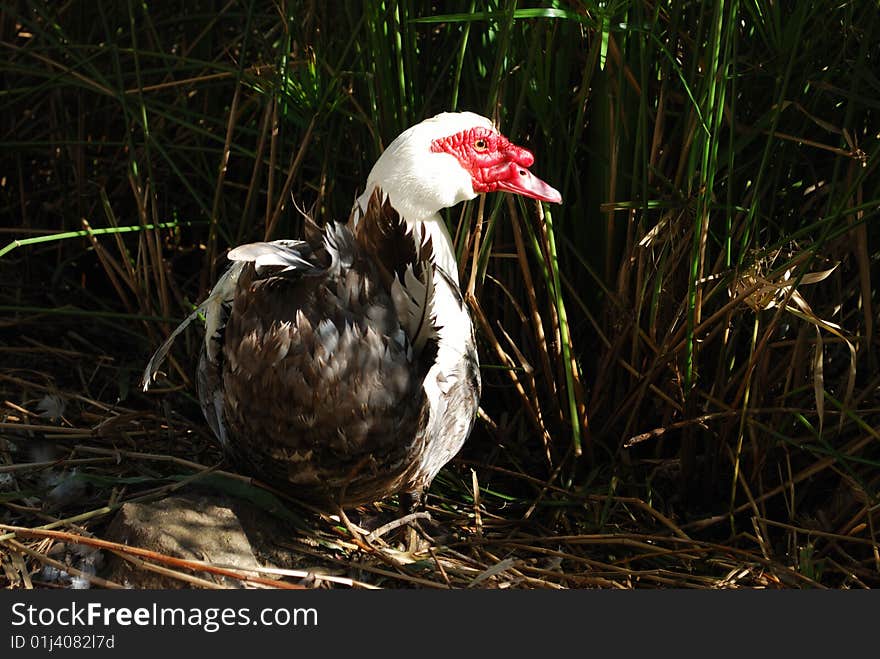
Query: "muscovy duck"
143 111 561 509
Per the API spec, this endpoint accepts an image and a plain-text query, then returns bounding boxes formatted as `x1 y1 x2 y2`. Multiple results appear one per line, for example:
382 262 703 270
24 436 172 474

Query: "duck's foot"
337 492 432 554
366 510 431 552
399 490 431 554
403 520 430 555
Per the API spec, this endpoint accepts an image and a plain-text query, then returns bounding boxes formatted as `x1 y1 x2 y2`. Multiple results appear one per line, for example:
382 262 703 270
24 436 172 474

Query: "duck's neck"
355 188 461 281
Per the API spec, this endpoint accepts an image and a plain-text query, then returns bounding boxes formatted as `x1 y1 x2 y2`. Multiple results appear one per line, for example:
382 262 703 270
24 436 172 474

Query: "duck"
143 111 561 512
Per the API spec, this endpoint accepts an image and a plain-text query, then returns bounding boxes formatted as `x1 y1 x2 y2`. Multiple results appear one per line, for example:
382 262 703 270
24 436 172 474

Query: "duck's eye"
474 139 488 151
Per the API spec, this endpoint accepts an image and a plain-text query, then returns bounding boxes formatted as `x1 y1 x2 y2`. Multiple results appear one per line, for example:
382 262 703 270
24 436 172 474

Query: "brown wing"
204 189 441 505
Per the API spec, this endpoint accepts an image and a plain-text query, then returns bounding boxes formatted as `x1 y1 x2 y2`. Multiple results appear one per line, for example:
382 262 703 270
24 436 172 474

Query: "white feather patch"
141 261 244 390
227 240 312 273
391 261 437 353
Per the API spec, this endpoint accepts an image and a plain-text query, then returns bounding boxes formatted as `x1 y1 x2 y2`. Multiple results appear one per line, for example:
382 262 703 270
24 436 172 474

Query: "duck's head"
360 111 562 223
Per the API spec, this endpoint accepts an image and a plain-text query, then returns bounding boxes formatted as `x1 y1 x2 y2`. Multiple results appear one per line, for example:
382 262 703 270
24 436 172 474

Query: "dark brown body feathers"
196 189 475 506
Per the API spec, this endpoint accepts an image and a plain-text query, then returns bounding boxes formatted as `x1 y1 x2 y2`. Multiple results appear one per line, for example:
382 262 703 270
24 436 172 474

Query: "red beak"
485 142 562 203
494 163 563 203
